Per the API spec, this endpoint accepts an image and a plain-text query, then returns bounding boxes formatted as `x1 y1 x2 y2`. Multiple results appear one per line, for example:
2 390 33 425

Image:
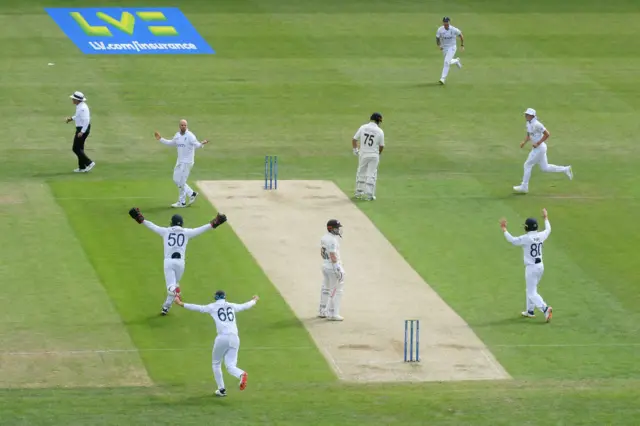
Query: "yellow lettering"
96 11 135 35
70 12 112 37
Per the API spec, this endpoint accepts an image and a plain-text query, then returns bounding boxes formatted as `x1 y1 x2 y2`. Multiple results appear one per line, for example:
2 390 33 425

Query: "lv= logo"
70 11 178 37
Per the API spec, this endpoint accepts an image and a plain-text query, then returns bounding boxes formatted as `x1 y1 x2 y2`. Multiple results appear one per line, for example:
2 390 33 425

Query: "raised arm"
154 131 176 146
500 218 525 246
229 296 259 313
538 208 551 241
128 207 167 235
185 213 228 239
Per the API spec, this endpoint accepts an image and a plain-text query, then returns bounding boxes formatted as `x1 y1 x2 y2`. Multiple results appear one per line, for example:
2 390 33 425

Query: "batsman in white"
128 207 228 315
435 16 464 85
318 219 345 321
154 119 209 208
513 108 573 193
352 112 384 200
174 290 258 397
500 208 553 322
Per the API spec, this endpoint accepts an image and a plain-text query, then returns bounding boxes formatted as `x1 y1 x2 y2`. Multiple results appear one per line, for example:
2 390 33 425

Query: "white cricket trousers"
525 263 547 313
162 258 184 310
355 154 379 198
211 334 245 391
520 142 569 189
173 162 195 204
319 267 345 317
441 46 459 81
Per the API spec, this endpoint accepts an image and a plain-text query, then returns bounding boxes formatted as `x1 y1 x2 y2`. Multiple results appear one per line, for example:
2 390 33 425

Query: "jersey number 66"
217 307 235 322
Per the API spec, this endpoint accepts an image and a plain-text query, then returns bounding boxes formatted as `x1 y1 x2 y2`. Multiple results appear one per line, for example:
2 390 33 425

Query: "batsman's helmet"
214 290 226 300
370 112 383 124
327 219 343 236
524 218 538 232
170 214 183 227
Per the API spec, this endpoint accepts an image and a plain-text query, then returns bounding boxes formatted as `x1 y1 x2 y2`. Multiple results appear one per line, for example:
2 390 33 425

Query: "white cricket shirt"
72 102 91 132
160 130 203 164
504 219 551 266
183 299 257 336
353 122 384 156
436 26 462 49
321 232 341 269
526 118 547 144
142 220 212 260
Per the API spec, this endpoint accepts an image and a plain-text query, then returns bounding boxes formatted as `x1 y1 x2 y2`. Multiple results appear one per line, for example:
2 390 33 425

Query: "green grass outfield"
1 0 639 424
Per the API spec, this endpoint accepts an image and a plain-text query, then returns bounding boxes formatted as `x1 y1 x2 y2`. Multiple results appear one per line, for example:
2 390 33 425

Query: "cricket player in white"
436 16 464 85
318 219 345 321
500 208 553 322
128 208 228 315
154 119 209 208
513 108 573 193
174 291 258 397
352 112 384 200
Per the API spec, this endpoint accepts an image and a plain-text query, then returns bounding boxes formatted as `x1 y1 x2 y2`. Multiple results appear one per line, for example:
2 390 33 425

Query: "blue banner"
45 7 215 54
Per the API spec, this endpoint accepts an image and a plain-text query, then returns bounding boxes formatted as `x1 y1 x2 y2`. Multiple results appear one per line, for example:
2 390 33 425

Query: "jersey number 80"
530 243 542 257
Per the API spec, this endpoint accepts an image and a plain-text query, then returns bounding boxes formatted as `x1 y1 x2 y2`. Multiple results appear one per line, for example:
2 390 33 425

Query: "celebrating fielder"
128 207 227 315
513 108 573 193
500 208 553 322
154 119 209 208
174 291 258 397
352 112 384 200
436 16 464 85
318 219 345 321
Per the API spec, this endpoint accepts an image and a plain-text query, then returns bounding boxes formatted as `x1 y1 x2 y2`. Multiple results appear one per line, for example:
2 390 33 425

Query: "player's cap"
370 112 383 123
170 214 183 227
70 91 86 101
214 290 226 300
524 218 538 232
442 16 451 22
524 108 536 116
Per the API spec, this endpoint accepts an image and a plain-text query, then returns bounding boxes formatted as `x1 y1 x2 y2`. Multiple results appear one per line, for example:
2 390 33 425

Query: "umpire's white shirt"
73 102 90 132
160 130 203 164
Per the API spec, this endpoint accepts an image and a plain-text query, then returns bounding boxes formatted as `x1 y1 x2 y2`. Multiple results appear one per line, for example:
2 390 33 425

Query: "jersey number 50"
363 133 375 147
217 307 235 322
168 233 185 247
530 243 543 257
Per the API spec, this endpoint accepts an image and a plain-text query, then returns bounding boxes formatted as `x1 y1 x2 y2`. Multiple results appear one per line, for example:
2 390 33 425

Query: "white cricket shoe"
73 168 84 173
85 162 96 172
317 310 327 319
438 79 445 85
566 166 573 180
454 58 462 69
171 202 187 208
215 388 227 397
521 311 535 318
188 191 198 205
513 185 528 193
328 315 344 321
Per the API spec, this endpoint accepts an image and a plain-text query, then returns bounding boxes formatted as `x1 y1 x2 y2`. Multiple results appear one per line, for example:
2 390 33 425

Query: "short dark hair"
442 16 451 22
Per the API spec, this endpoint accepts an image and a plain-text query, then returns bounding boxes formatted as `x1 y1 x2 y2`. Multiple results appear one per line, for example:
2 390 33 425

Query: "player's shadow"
413 82 445 88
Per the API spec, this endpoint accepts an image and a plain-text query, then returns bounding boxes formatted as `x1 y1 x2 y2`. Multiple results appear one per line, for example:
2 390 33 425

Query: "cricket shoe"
85 162 96 172
171 202 187 208
566 166 573 180
215 388 227 397
317 310 327 319
328 315 344 321
513 185 528 193
239 372 248 391
73 168 86 173
188 191 198 205
438 79 445 85
161 307 169 316
544 306 553 323
521 310 535 318
454 58 462 69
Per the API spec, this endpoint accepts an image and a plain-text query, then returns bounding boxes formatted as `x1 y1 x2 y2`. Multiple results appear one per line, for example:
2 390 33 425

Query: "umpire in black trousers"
65 91 95 173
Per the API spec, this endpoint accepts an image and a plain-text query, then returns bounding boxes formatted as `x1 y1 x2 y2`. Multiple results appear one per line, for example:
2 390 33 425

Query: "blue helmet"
524 218 538 232
170 214 183 227
214 290 226 300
